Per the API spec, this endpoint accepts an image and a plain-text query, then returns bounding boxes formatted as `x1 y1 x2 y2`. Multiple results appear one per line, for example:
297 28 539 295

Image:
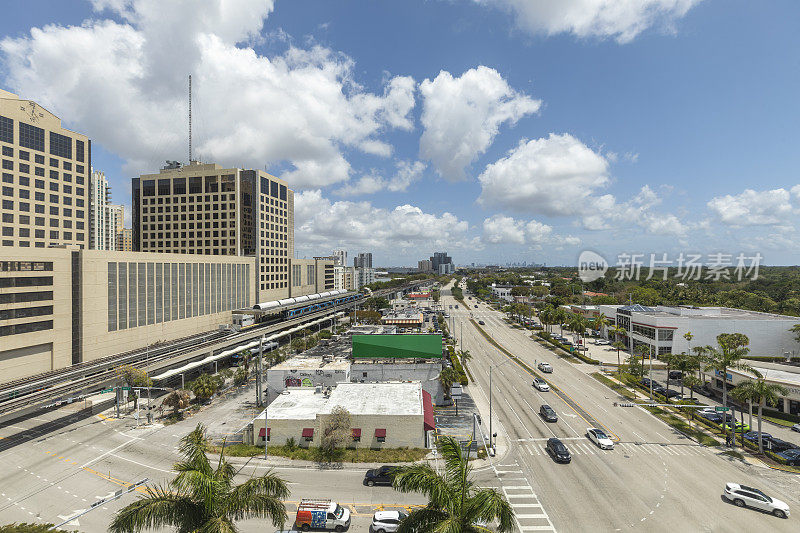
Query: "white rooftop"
270 356 350 372
254 381 423 422
322 382 423 416
730 365 800 387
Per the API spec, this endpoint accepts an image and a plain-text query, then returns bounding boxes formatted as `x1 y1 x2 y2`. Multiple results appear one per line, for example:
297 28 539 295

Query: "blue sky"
2 0 799 267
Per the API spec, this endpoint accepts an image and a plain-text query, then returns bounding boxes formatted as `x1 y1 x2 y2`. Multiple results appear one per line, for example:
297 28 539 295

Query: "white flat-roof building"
251 381 434 449
490 284 513 302
597 304 798 358
706 361 800 416
266 356 351 393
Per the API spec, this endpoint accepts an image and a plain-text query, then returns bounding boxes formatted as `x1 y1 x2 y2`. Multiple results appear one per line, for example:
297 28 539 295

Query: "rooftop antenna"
188 74 192 163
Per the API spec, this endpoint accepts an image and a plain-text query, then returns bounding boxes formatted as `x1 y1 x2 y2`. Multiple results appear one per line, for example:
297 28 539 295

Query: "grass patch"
590 373 637 401
763 416 796 427
722 450 744 460
210 444 429 463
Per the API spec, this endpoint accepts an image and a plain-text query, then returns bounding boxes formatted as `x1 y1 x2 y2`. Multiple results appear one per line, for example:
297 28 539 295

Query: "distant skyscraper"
354 252 372 268
332 249 347 266
430 251 453 274
90 170 124 250
116 227 132 251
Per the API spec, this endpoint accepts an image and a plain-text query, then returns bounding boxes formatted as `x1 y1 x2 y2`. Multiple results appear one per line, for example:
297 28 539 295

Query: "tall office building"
0 89 91 249
354 252 372 268
116 227 132 251
132 161 294 303
90 169 125 250
333 265 354 291
332 249 347 266
430 251 453 274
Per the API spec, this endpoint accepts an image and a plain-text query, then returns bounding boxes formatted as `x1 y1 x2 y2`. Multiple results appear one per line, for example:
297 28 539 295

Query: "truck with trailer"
294 499 351 532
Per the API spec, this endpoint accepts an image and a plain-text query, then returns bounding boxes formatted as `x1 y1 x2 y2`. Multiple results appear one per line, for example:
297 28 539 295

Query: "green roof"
352 334 443 359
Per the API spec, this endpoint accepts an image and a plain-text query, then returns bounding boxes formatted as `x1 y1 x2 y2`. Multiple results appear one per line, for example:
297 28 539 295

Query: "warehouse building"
251 381 434 449
266 355 351 394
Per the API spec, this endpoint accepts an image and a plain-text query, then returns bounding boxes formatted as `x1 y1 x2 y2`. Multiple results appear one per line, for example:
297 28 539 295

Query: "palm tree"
109 424 289 533
730 376 788 454
554 307 567 336
682 374 702 403
611 341 626 371
593 313 609 338
539 306 553 334
701 333 757 446
660 353 675 395
439 367 459 398
672 353 700 398
569 314 587 349
393 436 514 532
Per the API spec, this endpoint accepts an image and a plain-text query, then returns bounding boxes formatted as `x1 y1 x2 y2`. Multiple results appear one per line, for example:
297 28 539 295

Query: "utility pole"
256 335 264 407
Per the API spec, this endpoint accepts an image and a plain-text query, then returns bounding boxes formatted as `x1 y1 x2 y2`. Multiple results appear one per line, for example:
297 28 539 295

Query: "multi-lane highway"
444 282 799 532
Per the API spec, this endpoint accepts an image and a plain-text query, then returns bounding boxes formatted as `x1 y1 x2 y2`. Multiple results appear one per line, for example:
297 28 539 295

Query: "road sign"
715 406 730 412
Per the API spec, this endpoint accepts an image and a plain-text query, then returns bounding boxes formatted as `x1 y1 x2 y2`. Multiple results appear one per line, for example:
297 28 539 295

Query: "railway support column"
181 373 185 389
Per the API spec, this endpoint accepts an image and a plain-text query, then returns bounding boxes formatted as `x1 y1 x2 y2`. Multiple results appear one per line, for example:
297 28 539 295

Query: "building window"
75 139 85 163
0 115 13 144
19 122 45 152
108 262 117 332
49 131 72 159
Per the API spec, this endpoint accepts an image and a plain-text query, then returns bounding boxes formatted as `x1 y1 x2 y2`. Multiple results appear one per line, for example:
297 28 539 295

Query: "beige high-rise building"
0 89 91 250
108 203 124 250
90 169 124 250
132 161 294 303
116 226 132 251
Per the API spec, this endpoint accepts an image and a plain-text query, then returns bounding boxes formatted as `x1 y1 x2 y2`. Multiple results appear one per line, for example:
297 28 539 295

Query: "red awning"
352 428 361 438
422 390 435 431
258 427 271 437
375 428 387 438
302 428 314 438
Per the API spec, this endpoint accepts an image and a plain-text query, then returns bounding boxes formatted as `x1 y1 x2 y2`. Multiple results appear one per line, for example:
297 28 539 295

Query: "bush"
447 346 468 385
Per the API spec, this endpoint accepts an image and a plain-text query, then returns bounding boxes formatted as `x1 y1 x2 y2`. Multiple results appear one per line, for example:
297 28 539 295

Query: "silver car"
371 510 408 532
722 482 790 519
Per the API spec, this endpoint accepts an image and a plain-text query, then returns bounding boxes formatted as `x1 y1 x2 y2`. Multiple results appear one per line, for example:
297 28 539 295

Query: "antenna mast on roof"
188 74 192 163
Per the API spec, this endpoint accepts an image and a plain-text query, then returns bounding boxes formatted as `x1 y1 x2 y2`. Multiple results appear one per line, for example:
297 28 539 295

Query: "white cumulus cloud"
335 160 427 196
478 133 610 216
419 66 541 181
481 214 580 247
1 0 415 189
707 188 794 227
474 0 702 43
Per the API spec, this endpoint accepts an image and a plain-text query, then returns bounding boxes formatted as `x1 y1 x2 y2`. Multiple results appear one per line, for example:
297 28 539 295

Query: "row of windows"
0 276 53 288
107 261 250 332
140 220 235 229
0 319 53 337
1 240 83 248
141 194 236 204
259 177 288 201
1 199 85 216
142 202 236 213
141 175 237 196
1 228 82 240
0 261 53 272
1 214 85 229
0 176 82 195
0 290 53 304
1 146 76 170
0 305 53 320
0 163 84 180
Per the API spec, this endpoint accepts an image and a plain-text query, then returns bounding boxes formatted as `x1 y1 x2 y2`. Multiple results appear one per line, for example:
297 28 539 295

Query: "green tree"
611 341 626 371
791 324 800 344
592 313 609 336
0 523 65 532
682 374 702 404
189 373 223 402
392 436 514 532
671 353 700 398
439 367 459 397
115 365 153 408
319 406 352 462
109 424 289 533
730 376 788 454
701 333 757 445
233 367 249 386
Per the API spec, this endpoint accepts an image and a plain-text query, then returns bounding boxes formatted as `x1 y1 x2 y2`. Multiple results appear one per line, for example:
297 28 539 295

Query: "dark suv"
546 438 571 463
364 465 398 486
539 404 558 422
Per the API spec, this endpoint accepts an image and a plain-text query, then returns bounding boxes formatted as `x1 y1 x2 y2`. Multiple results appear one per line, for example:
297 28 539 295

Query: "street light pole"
264 386 269 461
649 344 654 399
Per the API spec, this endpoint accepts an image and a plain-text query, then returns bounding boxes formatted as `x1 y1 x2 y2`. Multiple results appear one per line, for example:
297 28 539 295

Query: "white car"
538 362 553 373
722 483 789 519
587 428 614 450
596 339 611 346
371 510 408 532
791 423 800 433
533 378 550 392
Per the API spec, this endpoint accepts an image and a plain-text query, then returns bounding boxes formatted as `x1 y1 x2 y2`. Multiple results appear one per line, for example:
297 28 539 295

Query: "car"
722 482 790 518
664 389 683 399
653 386 668 396
371 510 408 533
474 305 478 309
700 412 723 424
765 438 798 453
777 449 800 466
539 404 558 422
791 423 800 433
478 320 485 325
668 370 683 380
587 428 614 450
532 378 550 392
719 420 750 433
596 339 611 346
363 465 398 486
742 431 772 443
538 362 553 373
448 305 452 309
640 378 662 389
546 437 571 463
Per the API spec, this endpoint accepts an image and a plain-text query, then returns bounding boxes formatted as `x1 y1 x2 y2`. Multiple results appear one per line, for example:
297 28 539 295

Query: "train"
232 290 364 329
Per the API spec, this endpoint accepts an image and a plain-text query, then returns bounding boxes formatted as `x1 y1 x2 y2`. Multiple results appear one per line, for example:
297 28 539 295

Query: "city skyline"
1 1 799 266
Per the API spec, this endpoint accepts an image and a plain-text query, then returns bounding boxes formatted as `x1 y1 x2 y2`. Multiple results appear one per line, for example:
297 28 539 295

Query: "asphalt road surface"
445 281 800 533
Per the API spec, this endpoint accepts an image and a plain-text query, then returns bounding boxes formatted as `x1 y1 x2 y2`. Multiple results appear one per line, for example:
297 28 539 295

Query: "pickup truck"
295 499 350 532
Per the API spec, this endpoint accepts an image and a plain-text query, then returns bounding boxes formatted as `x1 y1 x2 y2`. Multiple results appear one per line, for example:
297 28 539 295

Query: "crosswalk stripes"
522 440 711 459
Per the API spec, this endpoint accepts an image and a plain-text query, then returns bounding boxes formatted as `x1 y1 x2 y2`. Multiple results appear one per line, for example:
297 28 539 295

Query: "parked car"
640 378 662 389
371 510 408 533
478 320 485 325
722 482 789 518
538 362 553 373
742 431 772 443
776 448 800 466
546 437 571 463
539 404 558 422
295 499 351 531
587 428 614 450
364 465 398 486
596 339 611 345
720 420 750 433
668 370 683 380
664 389 683 399
474 305 478 309
653 386 668 396
700 412 724 424
765 438 798 453
533 378 550 392
791 423 800 433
